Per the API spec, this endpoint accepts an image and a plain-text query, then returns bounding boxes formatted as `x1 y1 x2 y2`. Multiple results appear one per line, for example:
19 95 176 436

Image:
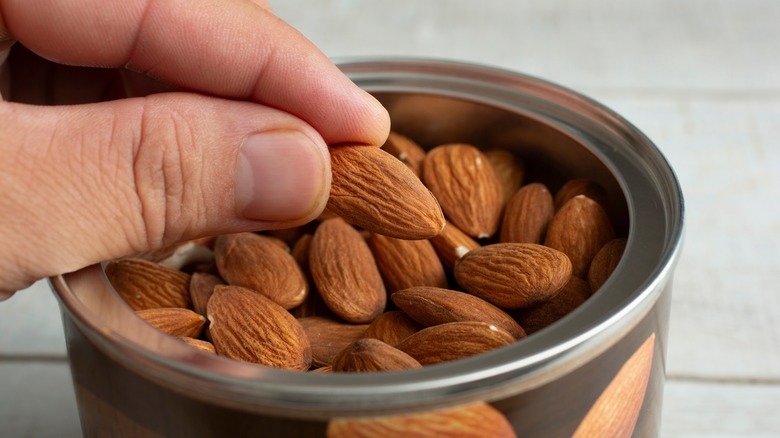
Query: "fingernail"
235 131 328 222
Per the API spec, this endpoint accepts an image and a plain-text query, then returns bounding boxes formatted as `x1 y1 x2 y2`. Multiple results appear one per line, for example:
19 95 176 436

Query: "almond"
189 272 224 317
207 285 311 370
499 183 554 244
382 131 427 177
396 321 515 365
178 336 217 354
327 402 517 438
368 233 447 293
331 338 422 372
588 238 628 292
298 316 369 368
422 144 503 238
483 148 525 207
429 221 481 270
289 234 333 318
214 233 308 310
136 308 205 338
309 218 386 323
544 195 616 278
327 145 445 240
454 243 572 309
133 240 215 271
105 258 192 311
391 287 526 340
554 178 609 211
310 365 332 374
511 276 591 334
361 310 423 346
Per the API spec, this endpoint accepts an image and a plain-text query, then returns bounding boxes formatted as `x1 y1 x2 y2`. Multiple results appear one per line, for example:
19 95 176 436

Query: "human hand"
0 0 390 299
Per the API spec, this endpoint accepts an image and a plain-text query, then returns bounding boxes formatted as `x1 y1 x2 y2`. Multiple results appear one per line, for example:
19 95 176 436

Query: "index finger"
1 0 389 146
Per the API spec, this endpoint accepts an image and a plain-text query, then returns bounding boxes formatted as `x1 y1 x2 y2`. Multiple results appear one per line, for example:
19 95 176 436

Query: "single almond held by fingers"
331 338 422 373
361 310 423 346
207 285 312 370
105 258 192 311
309 217 386 323
500 182 554 244
298 316 370 368
392 287 526 340
381 131 427 177
544 195 616 278
483 148 525 207
422 144 504 239
327 402 517 438
396 321 515 365
327 144 445 240
368 233 447 293
429 221 481 270
454 243 572 309
136 308 206 338
588 238 628 292
214 233 308 310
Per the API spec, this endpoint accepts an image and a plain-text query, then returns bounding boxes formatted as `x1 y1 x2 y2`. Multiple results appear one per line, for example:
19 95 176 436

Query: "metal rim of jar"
50 58 684 419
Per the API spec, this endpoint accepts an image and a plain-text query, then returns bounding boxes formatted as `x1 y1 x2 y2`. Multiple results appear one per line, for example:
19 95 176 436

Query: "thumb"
0 93 330 295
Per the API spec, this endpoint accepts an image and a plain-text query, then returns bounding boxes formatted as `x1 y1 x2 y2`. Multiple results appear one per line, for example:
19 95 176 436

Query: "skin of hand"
0 0 391 299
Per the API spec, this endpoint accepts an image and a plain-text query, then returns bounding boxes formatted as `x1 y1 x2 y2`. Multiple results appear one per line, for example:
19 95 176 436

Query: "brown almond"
207 285 311 370
327 145 445 240
331 338 422 373
105 258 192 311
361 310 423 346
214 233 307 310
309 218 386 323
454 243 572 309
381 131 427 177
499 182 554 244
289 234 333 318
429 221 481 270
368 233 447 293
554 178 609 211
136 308 205 338
392 287 526 340
544 195 616 278
396 321 515 365
310 365 333 374
327 402 517 438
422 144 504 238
588 238 628 292
133 240 215 271
483 148 525 207
189 272 224 317
298 316 369 368
178 336 217 354
511 276 591 334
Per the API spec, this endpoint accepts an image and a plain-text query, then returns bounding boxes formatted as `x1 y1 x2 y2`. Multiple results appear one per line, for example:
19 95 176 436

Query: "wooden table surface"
2 1 779 436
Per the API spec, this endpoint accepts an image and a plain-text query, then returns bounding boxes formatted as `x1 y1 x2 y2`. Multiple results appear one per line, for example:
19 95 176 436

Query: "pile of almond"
106 132 627 374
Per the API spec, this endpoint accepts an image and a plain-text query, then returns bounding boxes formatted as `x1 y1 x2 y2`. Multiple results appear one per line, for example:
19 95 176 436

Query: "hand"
0 0 390 299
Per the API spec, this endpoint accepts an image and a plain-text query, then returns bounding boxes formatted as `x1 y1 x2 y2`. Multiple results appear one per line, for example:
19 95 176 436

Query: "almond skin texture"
396 321 516 365
368 233 448 293
483 148 525 207
214 233 308 310
331 338 422 373
429 221 481 270
178 336 217 354
588 238 628 292
511 276 592 334
327 402 517 438
361 310 423 346
392 287 526 340
422 144 504 239
207 285 312 370
500 183 554 244
298 316 369 368
327 145 445 240
136 308 205 338
454 243 572 309
382 131 427 177
189 272 224 317
544 195 616 278
309 218 386 323
105 258 192 311
554 178 609 212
